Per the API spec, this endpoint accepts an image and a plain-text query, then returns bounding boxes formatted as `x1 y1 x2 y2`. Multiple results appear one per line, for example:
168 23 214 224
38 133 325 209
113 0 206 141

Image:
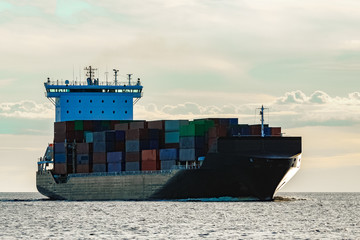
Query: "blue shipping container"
108 162 124 172
149 140 159 149
160 148 179 161
54 153 66 163
148 129 160 140
264 127 271 136
165 132 179 144
107 151 124 163
115 130 125 141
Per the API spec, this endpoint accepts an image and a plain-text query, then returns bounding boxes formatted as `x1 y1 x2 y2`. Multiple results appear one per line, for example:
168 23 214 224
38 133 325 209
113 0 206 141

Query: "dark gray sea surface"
0 192 359 239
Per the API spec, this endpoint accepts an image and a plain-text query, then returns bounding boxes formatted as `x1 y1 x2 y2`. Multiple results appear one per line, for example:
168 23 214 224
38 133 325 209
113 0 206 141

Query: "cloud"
136 90 360 127
0 100 53 119
2 90 360 129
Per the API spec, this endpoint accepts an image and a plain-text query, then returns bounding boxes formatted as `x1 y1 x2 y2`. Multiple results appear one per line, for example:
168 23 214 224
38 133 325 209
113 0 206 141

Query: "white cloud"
2 90 360 127
0 100 53 119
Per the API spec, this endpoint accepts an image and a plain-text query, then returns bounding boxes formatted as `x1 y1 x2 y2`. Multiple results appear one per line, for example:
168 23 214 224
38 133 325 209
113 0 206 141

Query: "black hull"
36 136 301 201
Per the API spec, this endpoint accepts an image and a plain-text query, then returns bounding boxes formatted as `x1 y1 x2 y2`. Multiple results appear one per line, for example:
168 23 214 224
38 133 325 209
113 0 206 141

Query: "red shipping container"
250 125 261 136
115 141 125 151
76 143 92 154
126 129 149 140
141 160 160 171
54 132 66 143
114 123 129 131
93 152 107 164
147 120 165 130
125 152 141 162
53 163 67 174
208 126 228 138
142 150 159 161
83 120 94 131
74 130 84 143
76 164 90 173
271 127 282 136
54 121 75 134
129 121 147 130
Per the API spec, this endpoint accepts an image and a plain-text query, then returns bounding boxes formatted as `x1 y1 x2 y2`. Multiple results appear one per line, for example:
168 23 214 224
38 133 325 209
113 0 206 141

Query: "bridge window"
90 111 92 114
67 100 69 103
79 100 81 103
102 100 104 103
90 100 92 103
113 100 115 103
67 111 69 114
113 111 115 114
79 111 81 114
102 111 104 114
125 111 127 114
125 100 127 103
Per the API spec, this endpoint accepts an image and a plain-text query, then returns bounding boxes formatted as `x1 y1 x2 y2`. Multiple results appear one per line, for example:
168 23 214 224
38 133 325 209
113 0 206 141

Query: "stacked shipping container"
52 119 281 175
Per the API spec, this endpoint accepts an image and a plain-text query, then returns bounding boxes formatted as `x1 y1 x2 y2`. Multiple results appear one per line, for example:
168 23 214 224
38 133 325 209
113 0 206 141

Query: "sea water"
0 192 359 239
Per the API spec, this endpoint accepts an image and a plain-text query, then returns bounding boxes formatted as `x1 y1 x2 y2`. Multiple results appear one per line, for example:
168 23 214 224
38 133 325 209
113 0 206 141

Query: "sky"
0 0 359 192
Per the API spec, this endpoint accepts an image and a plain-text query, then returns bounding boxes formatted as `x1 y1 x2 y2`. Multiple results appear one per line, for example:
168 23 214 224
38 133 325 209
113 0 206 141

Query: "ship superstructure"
45 66 142 122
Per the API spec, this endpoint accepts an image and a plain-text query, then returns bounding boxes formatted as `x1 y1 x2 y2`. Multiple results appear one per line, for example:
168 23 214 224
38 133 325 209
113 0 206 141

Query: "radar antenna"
127 74 132 86
113 69 119 85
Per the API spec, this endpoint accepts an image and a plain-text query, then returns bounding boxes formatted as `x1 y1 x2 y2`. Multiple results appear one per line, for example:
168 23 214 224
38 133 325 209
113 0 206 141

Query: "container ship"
36 66 302 201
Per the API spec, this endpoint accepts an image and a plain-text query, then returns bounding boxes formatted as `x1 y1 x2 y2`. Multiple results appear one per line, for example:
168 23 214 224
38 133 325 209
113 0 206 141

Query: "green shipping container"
165 132 180 143
180 124 205 136
192 119 214 131
74 120 84 131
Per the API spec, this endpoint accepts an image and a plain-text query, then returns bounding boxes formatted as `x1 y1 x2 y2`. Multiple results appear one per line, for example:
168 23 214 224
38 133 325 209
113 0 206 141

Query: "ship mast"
259 105 268 137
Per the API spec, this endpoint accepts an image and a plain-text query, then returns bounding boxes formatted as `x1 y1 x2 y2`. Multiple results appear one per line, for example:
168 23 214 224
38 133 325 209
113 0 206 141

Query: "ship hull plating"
36 137 301 201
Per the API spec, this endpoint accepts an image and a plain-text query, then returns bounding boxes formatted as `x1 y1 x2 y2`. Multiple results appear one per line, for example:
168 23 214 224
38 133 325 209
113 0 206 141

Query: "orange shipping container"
141 149 159 161
141 161 160 171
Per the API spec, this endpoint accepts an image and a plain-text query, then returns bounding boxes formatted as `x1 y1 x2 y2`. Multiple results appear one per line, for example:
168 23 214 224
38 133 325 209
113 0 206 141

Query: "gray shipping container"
93 164 106 172
179 148 204 161
125 162 140 171
125 140 149 152
54 142 66 153
161 160 177 170
179 136 205 149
